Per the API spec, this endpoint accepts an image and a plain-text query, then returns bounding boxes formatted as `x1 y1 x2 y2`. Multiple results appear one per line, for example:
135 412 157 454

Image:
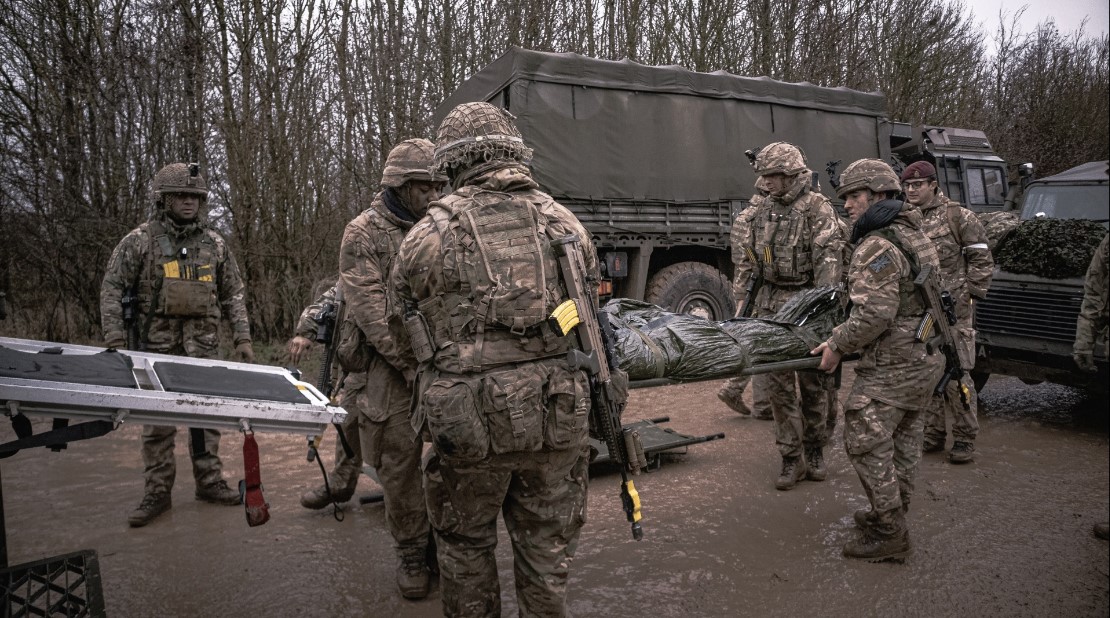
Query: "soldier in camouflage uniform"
812 159 944 561
339 138 444 599
901 161 994 463
1074 232 1108 541
720 142 846 490
391 102 597 617
100 163 253 527
287 282 366 508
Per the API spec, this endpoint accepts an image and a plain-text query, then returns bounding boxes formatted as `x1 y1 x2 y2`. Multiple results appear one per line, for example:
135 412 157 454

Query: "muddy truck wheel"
645 262 734 321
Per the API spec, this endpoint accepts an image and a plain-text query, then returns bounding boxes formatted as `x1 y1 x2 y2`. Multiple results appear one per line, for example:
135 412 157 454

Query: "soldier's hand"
811 341 842 373
1073 351 1097 374
235 341 256 363
287 336 314 364
105 337 126 350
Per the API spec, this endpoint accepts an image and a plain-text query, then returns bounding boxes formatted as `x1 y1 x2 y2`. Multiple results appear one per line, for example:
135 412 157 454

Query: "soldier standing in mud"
719 142 845 491
900 161 994 463
338 138 444 600
811 159 944 561
100 163 254 528
1073 232 1108 540
391 102 598 617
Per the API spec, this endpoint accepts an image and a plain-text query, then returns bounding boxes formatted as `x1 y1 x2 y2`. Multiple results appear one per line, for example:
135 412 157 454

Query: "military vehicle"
436 47 1010 319
972 161 1110 393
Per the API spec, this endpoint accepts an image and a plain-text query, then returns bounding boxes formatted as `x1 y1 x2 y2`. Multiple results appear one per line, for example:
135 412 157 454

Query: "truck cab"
891 124 1010 214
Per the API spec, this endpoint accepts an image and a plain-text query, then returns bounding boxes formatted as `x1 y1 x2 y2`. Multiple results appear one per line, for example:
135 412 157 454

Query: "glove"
105 337 126 350
1073 351 1097 374
235 341 256 363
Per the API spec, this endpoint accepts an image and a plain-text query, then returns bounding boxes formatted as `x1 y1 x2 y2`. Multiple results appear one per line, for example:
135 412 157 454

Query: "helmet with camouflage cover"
381 138 437 188
433 102 533 177
836 158 901 198
151 163 208 204
753 142 808 177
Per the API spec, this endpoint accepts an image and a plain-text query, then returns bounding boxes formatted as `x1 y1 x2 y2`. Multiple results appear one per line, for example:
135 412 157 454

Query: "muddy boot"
1094 523 1110 540
948 441 975 464
775 456 807 491
195 479 242 505
922 435 945 453
805 446 827 481
853 508 877 529
843 509 912 562
300 476 357 510
396 546 430 600
128 492 171 528
716 381 751 415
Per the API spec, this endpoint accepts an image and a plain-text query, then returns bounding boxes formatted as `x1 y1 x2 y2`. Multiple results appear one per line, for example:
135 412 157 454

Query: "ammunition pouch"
403 311 436 364
158 278 214 318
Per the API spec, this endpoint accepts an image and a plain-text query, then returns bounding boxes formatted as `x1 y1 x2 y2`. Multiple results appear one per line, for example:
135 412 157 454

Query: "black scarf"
382 187 417 224
850 199 904 244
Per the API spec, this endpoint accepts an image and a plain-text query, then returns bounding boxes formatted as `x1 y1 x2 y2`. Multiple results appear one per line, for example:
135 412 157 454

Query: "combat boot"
843 508 911 562
853 508 877 529
300 477 357 510
775 456 807 491
922 435 944 453
195 479 242 505
396 546 430 600
716 382 751 415
805 446 827 481
948 441 975 464
128 492 171 528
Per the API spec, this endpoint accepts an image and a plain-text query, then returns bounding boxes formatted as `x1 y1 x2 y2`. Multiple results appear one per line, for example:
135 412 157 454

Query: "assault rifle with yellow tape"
914 264 971 409
550 234 646 541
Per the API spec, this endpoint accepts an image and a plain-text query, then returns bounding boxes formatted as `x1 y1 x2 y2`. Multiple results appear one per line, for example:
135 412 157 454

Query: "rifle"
826 160 842 191
913 264 970 408
737 247 763 318
121 285 142 350
306 285 354 463
550 234 646 541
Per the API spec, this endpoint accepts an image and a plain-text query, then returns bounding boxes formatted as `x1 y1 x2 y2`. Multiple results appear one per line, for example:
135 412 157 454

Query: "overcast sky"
963 0 1109 37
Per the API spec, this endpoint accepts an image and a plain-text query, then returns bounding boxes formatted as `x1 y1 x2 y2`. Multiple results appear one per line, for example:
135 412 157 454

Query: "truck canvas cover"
436 47 890 204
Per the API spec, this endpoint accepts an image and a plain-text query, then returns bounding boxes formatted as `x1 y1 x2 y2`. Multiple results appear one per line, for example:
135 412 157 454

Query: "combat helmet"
753 142 808 177
381 138 437 188
151 163 208 204
836 159 901 198
433 102 533 178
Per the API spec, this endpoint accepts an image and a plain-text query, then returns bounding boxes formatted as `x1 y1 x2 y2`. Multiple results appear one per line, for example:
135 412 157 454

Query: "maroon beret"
901 161 936 182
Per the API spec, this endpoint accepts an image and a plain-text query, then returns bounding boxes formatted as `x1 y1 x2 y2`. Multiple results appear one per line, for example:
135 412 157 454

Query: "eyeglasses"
903 180 931 190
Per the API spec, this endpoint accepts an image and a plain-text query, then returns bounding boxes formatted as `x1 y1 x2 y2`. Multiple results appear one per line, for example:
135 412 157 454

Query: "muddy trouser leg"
330 401 364 491
891 406 924 513
843 397 909 523
189 428 224 488
503 447 589 618
361 412 429 549
423 452 511 618
921 394 947 445
826 388 842 433
764 371 803 458
798 371 830 449
950 323 980 443
141 425 177 495
752 373 773 418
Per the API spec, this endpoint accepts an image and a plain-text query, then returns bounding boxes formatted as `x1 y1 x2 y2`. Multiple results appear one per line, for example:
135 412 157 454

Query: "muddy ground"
2 372 1108 617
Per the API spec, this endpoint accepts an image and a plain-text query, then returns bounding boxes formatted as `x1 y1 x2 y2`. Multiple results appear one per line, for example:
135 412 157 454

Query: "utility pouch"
421 376 488 464
159 278 214 317
404 311 436 363
336 319 370 373
483 367 544 455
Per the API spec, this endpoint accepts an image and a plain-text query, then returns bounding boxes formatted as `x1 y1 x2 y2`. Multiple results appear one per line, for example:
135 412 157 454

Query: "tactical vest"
421 188 570 372
139 220 220 329
751 186 821 286
863 225 934 318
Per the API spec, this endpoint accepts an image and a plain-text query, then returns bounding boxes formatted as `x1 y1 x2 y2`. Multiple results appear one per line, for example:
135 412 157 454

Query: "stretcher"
590 417 725 471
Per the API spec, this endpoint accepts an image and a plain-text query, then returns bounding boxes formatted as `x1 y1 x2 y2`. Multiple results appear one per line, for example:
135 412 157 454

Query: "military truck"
435 47 1010 320
972 161 1110 393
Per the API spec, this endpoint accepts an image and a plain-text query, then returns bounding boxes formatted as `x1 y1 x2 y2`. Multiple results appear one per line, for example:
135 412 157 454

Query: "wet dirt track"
3 372 1108 617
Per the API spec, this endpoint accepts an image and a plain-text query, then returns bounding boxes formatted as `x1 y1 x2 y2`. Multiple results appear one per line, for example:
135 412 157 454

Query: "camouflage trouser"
719 375 772 416
843 395 923 514
328 377 365 492
424 446 589 618
922 323 979 443
141 425 223 495
359 410 428 549
757 369 831 458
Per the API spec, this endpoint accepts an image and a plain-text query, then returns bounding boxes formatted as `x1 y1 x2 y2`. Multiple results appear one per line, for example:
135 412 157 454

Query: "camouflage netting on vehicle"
602 286 844 381
992 218 1106 279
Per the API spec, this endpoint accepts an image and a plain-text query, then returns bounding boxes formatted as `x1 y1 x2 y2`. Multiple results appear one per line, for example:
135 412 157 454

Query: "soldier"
719 142 846 490
287 282 366 508
391 102 596 617
339 138 444 600
901 161 994 463
100 163 253 528
811 159 944 561
1073 232 1108 541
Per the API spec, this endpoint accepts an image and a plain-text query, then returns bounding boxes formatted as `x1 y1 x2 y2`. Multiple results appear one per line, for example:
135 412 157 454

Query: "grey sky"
963 0 1109 37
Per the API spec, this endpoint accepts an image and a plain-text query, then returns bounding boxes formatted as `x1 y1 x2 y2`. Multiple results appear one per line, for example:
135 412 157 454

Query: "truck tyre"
970 370 990 393
645 262 734 321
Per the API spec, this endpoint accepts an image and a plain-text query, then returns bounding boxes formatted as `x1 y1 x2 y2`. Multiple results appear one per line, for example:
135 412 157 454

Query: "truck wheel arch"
645 262 734 321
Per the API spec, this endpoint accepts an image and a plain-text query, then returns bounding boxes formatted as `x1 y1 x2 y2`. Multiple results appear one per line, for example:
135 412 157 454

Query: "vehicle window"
967 168 986 204
1021 185 1110 222
981 168 1006 204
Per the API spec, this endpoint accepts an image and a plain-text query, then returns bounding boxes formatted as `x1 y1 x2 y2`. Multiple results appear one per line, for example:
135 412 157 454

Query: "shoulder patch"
866 250 898 277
